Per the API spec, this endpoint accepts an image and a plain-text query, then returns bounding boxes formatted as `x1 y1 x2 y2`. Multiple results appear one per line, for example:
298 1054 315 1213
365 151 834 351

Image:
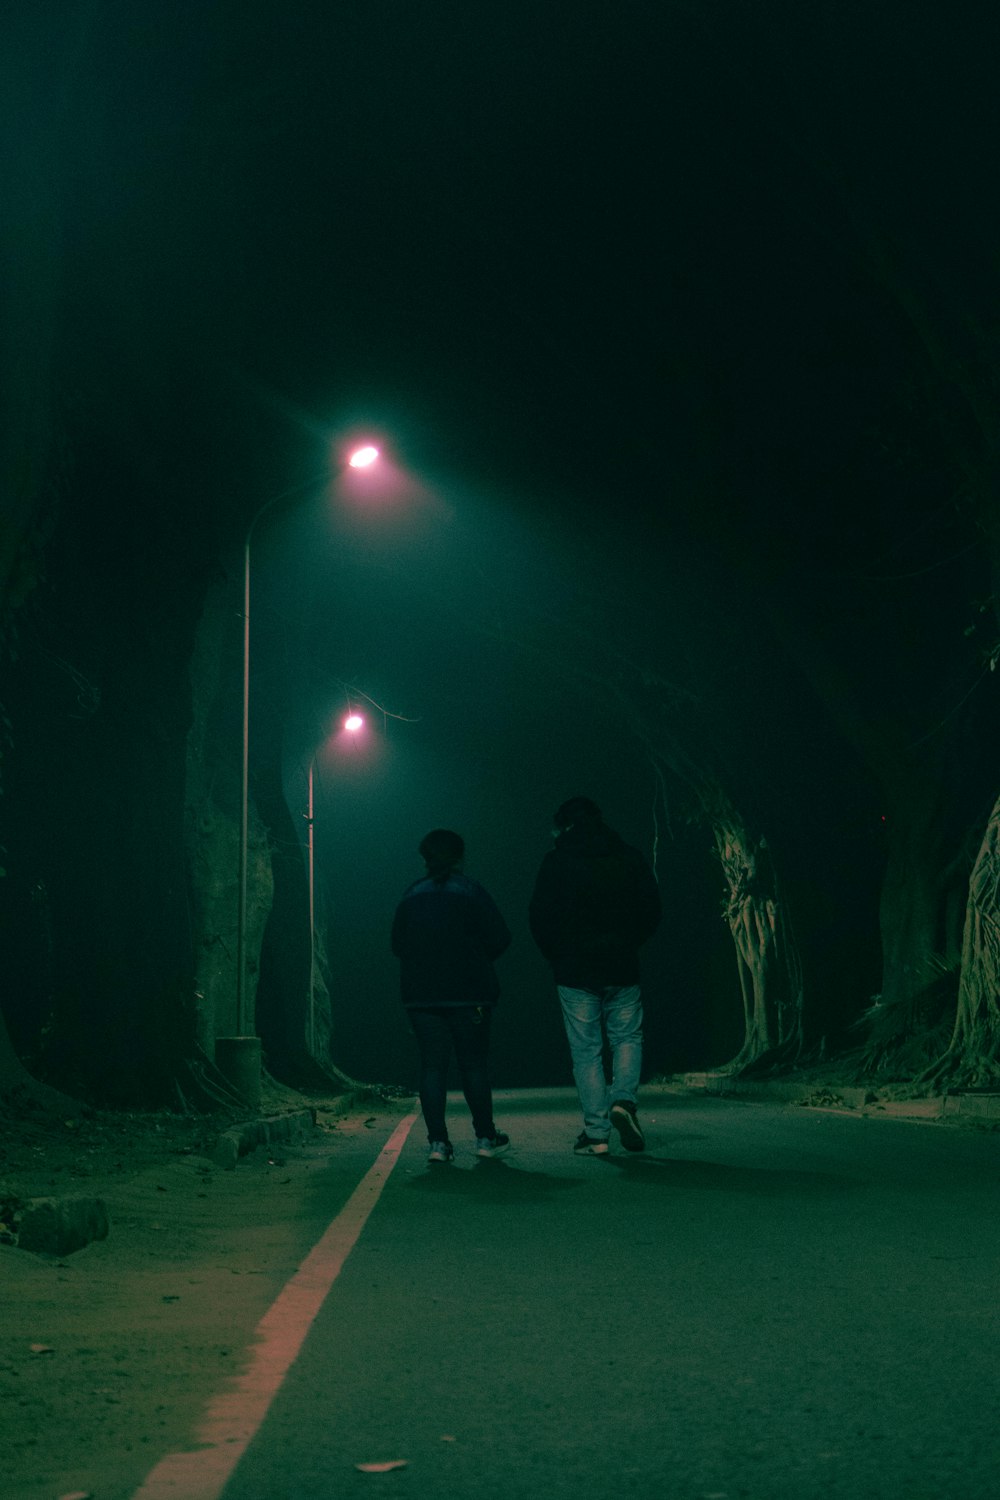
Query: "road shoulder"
0 1093 412 1500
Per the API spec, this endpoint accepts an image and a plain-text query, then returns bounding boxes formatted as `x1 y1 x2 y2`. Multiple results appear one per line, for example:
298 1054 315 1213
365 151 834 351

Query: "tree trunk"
920 792 1000 1090
0 11 69 614
878 771 965 1007
184 568 266 1051
636 717 807 1077
712 817 804 1074
850 754 989 1081
0 1004 79 1116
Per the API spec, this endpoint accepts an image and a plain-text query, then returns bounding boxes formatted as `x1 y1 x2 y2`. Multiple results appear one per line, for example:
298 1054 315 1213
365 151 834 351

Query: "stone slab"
942 1092 1000 1119
17 1194 110 1257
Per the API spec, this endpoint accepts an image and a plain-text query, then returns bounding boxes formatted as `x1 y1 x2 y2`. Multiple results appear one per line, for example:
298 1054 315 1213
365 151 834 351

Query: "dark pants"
408 1005 496 1142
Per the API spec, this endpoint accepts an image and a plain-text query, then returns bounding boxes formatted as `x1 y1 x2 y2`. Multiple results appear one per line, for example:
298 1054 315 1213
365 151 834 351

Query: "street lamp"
348 445 379 469
235 450 380 1047
305 711 364 1054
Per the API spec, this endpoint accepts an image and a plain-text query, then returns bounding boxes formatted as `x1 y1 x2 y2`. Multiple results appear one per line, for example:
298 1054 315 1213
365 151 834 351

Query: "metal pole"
234 453 376 1046
307 757 316 1056
237 533 251 1036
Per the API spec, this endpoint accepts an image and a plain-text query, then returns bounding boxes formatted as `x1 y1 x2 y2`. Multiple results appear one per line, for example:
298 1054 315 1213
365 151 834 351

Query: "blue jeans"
557 985 643 1140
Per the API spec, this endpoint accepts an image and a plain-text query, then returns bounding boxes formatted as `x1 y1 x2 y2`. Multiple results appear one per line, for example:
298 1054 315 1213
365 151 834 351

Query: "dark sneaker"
476 1132 510 1158
574 1132 610 1156
611 1100 645 1152
427 1140 454 1164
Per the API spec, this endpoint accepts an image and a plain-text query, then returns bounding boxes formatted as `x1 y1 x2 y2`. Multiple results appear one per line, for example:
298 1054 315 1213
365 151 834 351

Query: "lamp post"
305 711 364 1055
233 448 379 1058
306 753 315 1055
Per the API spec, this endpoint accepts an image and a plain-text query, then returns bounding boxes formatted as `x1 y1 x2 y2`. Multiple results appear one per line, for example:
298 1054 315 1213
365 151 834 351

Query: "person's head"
419 827 465 880
552 796 602 838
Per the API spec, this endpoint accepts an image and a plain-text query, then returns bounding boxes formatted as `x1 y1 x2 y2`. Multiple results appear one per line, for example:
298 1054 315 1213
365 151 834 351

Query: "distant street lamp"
305 710 365 1053
236 450 380 1042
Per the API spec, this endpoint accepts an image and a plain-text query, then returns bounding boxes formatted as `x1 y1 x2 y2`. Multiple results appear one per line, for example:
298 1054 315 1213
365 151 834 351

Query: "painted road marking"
130 1111 419 1500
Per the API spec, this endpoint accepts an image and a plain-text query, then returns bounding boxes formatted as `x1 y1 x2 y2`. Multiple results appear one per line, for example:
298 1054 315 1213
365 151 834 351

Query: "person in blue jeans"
529 797 661 1155
392 829 512 1163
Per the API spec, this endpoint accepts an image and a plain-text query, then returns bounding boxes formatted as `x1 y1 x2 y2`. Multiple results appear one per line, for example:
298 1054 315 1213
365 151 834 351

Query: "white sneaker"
476 1132 510 1158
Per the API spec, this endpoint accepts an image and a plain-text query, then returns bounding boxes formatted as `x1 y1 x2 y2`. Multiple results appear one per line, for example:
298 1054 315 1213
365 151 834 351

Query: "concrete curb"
941 1092 1000 1120
674 1072 1000 1124
208 1106 319 1170
9 1092 377 1256
206 1088 386 1169
678 1074 874 1110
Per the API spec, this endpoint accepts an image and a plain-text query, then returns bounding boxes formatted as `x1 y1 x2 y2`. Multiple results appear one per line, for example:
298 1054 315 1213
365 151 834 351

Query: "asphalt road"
178 1089 1000 1500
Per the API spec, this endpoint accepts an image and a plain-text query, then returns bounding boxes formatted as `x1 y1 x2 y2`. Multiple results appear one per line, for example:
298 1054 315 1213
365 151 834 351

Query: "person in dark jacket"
392 828 512 1163
529 796 661 1155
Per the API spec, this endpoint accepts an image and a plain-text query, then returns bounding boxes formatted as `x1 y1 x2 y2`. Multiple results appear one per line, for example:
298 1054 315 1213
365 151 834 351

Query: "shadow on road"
404 1159 584 1202
603 1153 854 1195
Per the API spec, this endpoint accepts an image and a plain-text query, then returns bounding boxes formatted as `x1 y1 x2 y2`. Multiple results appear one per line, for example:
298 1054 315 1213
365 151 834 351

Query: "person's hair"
553 796 602 831
419 828 465 880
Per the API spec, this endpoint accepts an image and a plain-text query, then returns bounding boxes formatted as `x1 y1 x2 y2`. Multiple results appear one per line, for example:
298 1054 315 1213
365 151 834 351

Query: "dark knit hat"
419 828 465 878
553 797 602 832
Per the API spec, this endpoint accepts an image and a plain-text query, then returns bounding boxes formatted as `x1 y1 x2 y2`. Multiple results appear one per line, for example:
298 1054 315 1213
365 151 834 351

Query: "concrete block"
17 1195 110 1257
943 1093 1000 1119
209 1133 240 1170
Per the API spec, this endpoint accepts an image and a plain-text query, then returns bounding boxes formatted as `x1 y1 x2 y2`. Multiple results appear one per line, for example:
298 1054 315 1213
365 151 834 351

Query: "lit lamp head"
348 445 379 469
344 713 364 732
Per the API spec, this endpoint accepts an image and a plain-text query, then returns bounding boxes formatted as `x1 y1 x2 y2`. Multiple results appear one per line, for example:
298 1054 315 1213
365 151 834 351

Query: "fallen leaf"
58 1491 93 1499
440 1434 457 1442
30 1343 55 1356
355 1460 408 1473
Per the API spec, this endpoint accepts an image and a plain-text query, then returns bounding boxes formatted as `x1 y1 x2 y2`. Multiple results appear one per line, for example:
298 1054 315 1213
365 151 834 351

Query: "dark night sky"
15 1 998 1085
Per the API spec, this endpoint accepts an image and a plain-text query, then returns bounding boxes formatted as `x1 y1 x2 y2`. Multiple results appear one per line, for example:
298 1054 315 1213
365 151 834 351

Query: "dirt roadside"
0 1085 414 1500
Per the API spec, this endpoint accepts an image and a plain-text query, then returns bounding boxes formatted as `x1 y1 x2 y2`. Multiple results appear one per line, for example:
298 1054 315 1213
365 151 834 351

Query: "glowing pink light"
348 445 379 469
344 713 364 732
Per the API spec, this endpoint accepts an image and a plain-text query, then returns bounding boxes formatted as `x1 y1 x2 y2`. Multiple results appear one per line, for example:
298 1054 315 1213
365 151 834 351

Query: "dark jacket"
529 820 661 988
391 871 512 1008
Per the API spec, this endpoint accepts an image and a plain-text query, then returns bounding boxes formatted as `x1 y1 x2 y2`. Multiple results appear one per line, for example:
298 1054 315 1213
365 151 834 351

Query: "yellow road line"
130 1111 419 1500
